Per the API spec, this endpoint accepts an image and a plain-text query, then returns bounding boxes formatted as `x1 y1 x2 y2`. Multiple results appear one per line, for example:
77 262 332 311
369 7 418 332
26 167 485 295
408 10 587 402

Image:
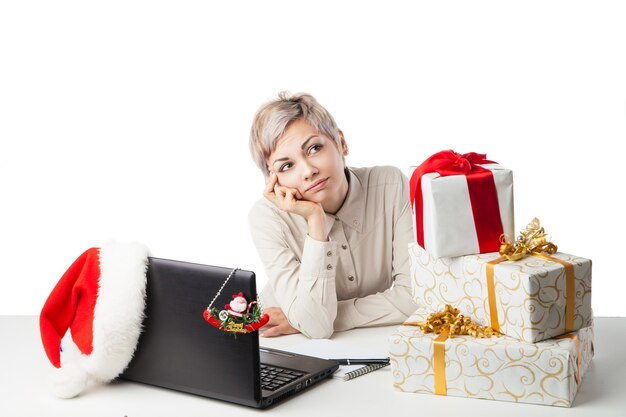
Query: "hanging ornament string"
206 267 239 311
203 268 269 335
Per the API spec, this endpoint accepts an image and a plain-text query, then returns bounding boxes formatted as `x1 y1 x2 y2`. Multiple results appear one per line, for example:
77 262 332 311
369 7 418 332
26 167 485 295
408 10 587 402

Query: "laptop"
121 257 339 408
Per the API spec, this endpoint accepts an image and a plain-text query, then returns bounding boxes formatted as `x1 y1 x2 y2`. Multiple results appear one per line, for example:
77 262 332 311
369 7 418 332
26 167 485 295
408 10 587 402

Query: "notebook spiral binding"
341 362 390 381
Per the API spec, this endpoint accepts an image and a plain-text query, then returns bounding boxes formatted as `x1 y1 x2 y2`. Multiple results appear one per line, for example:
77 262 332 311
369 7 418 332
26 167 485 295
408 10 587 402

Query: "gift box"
389 308 594 407
409 150 514 258
409 242 593 343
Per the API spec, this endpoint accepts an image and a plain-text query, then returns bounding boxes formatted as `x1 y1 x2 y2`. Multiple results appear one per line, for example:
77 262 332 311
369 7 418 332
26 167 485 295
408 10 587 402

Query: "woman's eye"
308 144 322 155
279 162 292 172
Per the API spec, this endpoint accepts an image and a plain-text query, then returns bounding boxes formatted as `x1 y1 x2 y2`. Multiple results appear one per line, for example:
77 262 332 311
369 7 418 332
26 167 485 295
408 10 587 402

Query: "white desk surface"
2 316 625 417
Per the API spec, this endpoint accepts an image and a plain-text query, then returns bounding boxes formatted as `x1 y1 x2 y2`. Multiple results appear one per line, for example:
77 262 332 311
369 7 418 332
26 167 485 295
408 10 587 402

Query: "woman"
248 92 418 338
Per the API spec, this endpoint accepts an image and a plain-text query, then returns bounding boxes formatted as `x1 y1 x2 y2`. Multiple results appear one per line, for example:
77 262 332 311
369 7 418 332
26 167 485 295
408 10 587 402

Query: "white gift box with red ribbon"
409 150 515 258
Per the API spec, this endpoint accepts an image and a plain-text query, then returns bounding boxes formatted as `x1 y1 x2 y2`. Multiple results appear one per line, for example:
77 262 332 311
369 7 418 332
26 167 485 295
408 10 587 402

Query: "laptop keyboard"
260 364 305 391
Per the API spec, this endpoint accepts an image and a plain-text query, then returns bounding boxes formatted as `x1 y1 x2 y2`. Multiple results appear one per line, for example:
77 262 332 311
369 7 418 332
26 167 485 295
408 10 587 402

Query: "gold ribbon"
404 305 498 396
485 256 507 333
487 218 574 334
556 333 581 385
433 330 448 395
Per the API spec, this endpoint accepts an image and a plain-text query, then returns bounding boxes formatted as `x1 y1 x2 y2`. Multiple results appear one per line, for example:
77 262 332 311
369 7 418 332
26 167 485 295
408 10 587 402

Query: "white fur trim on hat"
50 337 88 399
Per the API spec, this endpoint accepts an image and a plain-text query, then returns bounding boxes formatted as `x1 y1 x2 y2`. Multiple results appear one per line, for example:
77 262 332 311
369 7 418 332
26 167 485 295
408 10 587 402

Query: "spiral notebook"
286 339 389 381
335 362 389 381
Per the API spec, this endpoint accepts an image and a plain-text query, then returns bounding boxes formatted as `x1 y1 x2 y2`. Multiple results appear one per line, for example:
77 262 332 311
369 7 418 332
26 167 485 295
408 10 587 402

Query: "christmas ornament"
202 268 269 334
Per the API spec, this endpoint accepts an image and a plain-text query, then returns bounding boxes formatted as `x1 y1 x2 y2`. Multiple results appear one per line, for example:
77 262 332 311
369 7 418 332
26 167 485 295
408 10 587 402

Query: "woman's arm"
249 200 339 339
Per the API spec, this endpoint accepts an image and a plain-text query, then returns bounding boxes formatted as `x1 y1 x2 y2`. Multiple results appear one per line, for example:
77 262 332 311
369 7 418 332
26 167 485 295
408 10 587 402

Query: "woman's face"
266 118 349 214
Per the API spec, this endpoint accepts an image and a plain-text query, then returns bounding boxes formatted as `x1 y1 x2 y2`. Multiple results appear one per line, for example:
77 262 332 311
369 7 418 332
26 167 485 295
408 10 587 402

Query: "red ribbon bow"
409 150 504 253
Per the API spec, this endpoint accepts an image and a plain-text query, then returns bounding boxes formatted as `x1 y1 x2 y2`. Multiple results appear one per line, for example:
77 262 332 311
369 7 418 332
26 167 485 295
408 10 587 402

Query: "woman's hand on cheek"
264 172 323 221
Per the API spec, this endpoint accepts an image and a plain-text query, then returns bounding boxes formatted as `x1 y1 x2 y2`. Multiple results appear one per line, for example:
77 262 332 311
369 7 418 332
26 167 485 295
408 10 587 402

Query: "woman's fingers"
263 175 314 218
261 325 281 337
260 307 299 337
264 173 279 197
284 189 296 204
268 183 302 211
265 307 284 326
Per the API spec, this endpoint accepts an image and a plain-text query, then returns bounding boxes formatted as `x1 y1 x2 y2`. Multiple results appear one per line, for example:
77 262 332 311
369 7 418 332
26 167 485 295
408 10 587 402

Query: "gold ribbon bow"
404 305 498 395
498 217 558 261
404 304 498 338
485 218 575 334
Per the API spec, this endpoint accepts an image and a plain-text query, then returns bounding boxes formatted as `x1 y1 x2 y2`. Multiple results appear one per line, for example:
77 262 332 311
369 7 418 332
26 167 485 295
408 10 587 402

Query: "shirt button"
327 251 333 257
326 264 333 270
352 218 359 227
348 275 355 281
341 244 348 250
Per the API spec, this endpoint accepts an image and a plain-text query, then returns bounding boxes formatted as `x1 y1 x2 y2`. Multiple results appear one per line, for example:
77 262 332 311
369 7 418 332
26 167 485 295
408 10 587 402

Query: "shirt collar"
325 167 365 233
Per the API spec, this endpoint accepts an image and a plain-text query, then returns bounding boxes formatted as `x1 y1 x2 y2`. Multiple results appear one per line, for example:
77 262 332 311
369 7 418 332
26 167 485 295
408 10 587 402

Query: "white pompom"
48 363 88 399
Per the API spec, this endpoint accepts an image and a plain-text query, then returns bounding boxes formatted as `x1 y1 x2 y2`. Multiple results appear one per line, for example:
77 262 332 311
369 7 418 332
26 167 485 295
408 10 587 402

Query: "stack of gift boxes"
389 150 594 407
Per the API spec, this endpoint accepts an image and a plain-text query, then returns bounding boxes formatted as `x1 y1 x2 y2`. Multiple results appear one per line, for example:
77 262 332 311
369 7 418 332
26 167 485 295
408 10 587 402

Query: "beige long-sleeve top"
248 165 419 338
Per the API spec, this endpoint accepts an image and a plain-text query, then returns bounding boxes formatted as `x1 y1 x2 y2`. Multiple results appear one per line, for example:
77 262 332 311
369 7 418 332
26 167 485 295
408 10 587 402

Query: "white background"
1 1 624 316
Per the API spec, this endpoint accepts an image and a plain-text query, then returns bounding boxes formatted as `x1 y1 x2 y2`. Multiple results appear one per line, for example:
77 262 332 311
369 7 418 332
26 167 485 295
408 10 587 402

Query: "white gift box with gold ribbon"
409 242 593 343
389 309 594 407
409 243 593 343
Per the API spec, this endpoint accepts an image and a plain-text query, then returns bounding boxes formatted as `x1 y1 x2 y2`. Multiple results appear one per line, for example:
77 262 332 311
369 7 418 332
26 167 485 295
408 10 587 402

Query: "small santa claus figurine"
225 292 248 317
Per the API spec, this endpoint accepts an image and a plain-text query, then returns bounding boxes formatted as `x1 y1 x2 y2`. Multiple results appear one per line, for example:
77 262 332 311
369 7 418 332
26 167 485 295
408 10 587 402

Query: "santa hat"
39 241 149 399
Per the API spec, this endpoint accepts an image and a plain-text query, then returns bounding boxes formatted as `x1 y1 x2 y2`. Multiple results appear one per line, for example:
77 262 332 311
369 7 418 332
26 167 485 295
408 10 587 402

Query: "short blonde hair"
249 92 341 176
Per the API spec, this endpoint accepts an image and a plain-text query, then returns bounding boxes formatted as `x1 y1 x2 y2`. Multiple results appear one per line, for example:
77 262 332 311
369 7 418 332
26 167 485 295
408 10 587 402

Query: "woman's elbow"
288 300 337 339
302 324 334 339
297 315 335 339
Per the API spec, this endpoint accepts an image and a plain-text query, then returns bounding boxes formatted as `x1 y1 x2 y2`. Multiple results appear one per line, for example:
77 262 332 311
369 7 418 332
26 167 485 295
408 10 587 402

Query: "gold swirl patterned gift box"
389 309 594 407
409 242 593 343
